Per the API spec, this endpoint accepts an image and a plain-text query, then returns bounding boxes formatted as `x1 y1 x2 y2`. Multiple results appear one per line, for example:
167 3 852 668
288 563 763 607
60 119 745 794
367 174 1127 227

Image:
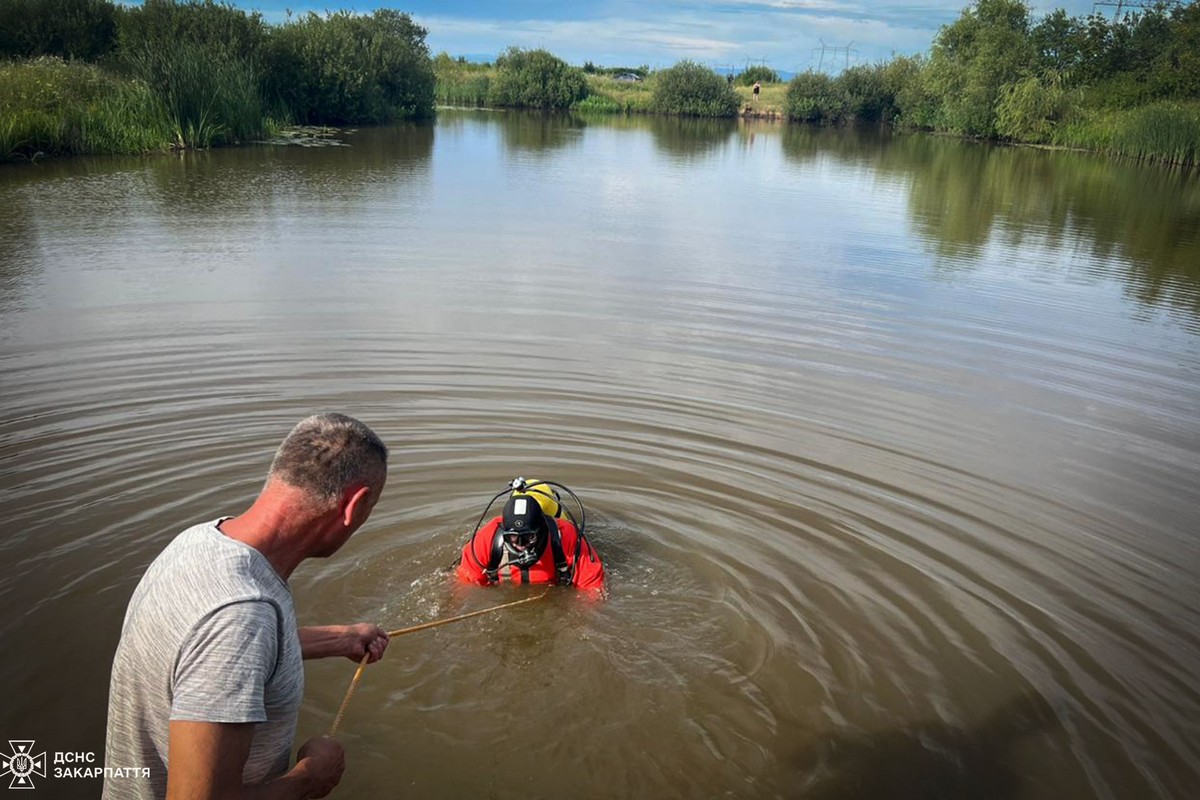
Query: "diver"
456 477 605 592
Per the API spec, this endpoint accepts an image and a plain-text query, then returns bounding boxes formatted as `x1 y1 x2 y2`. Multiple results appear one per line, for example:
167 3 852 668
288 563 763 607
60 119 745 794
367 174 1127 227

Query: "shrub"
995 72 1075 142
266 9 434 124
0 0 118 60
837 64 897 123
736 65 780 86
116 0 268 65
786 71 843 124
487 47 588 109
651 60 739 117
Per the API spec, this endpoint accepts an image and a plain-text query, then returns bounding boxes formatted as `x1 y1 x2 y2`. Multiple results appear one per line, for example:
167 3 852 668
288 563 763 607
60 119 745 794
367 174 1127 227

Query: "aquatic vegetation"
125 42 268 148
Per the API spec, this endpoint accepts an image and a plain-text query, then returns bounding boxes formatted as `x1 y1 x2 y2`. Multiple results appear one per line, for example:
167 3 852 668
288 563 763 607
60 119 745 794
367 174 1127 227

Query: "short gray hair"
268 413 388 504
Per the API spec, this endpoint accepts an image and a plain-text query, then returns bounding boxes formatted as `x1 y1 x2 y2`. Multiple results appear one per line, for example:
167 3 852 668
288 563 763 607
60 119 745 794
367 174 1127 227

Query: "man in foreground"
103 413 390 799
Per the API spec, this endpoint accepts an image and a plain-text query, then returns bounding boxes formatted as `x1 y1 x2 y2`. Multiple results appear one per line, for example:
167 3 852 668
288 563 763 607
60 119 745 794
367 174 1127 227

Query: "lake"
1 111 1198 799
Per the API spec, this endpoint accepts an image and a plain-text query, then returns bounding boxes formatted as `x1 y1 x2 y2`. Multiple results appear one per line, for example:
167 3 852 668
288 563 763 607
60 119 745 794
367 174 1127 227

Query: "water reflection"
793 691 1060 800
2 114 1199 800
781 126 1200 322
495 111 586 154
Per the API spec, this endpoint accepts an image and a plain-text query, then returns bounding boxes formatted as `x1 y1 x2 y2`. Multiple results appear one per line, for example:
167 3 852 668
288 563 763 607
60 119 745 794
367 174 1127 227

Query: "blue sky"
245 1 1102 72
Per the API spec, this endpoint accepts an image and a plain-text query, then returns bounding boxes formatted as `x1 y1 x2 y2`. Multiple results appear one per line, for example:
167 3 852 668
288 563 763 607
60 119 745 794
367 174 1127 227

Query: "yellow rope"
328 590 549 736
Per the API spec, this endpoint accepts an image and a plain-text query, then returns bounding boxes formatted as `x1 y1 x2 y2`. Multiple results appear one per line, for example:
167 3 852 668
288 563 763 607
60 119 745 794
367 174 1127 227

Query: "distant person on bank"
103 413 390 800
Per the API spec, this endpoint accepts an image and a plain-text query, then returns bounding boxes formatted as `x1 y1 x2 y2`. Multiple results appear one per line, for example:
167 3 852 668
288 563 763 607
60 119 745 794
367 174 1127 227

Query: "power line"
811 39 858 74
1092 0 1180 18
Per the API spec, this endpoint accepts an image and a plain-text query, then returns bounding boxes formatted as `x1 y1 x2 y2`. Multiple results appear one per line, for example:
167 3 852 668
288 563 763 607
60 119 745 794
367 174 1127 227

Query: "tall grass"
1056 101 1200 167
433 54 491 106
126 42 269 148
1 57 171 159
577 74 654 113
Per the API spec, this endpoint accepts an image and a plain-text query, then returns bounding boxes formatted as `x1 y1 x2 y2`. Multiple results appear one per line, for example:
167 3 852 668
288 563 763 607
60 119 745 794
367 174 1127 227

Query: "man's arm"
298 624 388 662
166 722 342 800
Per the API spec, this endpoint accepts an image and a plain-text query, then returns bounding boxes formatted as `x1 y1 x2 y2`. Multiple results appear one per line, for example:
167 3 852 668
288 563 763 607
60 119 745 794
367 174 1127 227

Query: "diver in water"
456 478 605 592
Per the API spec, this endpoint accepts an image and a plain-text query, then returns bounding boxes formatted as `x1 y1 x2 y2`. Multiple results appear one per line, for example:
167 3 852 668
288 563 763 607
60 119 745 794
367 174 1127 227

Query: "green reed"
577 74 654 114
1056 102 1200 167
1 57 172 159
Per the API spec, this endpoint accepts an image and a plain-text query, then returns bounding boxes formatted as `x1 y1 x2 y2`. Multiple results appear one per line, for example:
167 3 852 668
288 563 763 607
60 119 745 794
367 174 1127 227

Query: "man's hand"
298 624 389 662
343 623 389 664
295 736 345 799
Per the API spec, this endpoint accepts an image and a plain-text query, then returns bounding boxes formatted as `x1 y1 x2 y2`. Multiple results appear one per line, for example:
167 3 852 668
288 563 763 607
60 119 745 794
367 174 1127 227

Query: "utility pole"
812 40 858 74
1092 0 1178 17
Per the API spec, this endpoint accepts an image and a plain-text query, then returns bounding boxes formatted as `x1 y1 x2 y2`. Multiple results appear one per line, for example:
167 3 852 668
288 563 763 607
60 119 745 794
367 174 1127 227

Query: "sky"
245 1 1106 73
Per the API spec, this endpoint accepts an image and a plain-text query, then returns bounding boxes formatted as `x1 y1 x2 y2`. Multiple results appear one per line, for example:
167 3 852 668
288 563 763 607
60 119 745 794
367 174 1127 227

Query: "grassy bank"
0 57 172 159
2 0 434 161
1054 101 1200 166
780 0 1200 166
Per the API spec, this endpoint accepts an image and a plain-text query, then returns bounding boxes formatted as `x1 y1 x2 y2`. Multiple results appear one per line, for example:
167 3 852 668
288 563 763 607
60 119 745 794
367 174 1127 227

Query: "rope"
327 590 548 736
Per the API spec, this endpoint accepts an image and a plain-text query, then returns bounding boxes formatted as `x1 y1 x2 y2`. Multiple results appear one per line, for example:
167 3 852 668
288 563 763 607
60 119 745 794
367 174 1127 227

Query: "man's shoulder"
142 519 289 606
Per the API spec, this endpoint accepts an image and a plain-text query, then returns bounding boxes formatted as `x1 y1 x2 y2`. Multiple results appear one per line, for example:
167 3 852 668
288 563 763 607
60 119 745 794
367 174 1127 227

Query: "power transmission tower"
1092 0 1178 17
812 40 858 74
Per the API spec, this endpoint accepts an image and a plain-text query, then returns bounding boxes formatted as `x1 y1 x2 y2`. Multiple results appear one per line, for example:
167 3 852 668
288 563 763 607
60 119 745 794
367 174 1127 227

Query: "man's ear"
341 485 372 527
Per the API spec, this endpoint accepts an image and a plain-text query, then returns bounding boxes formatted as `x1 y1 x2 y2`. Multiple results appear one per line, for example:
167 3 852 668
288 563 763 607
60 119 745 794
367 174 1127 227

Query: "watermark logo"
1 740 46 790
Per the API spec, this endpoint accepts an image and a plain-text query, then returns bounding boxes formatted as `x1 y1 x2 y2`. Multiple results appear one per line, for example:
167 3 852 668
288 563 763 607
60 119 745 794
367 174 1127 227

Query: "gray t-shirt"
103 519 304 799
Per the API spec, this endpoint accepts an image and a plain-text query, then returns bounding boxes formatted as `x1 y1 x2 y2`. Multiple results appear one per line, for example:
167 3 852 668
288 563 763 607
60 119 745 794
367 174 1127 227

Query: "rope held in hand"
327 591 548 736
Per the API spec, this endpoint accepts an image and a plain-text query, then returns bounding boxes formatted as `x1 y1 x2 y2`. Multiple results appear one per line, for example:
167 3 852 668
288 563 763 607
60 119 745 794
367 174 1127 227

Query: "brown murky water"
2 112 1199 799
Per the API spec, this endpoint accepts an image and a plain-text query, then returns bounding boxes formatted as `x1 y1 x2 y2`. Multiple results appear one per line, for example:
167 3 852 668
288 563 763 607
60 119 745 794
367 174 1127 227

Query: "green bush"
736 65 779 86
0 57 170 159
995 72 1075 142
651 60 739 117
117 0 268 65
837 64 897 123
0 0 118 60
487 47 587 109
786 71 843 124
266 9 434 124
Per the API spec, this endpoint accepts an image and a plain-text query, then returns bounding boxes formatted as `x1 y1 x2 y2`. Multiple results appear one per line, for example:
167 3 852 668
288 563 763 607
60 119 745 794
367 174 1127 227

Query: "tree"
651 60 740 116
923 0 1036 136
488 47 588 109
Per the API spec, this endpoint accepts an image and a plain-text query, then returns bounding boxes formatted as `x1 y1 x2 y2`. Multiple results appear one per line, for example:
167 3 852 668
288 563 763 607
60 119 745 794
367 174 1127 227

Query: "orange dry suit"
456 516 605 592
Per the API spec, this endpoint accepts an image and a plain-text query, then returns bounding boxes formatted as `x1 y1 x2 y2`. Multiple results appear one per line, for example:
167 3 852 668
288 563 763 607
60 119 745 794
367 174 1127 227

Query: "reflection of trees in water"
646 116 738 161
587 113 738 160
790 690 1060 800
781 128 1200 322
497 111 587 154
144 122 436 210
0 174 39 315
